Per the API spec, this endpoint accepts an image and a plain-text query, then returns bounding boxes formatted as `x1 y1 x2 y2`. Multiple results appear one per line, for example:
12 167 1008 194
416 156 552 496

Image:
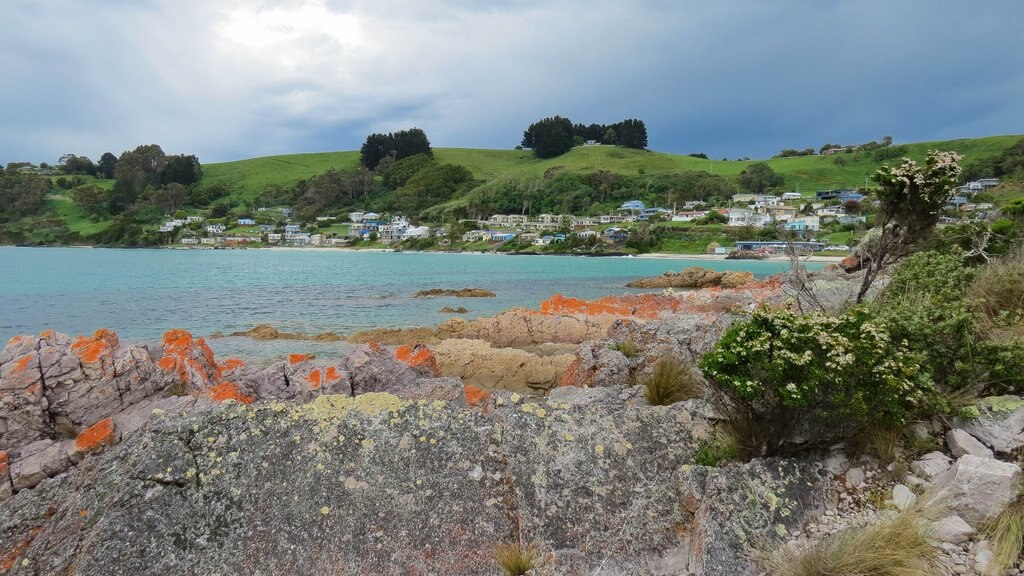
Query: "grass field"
201 135 1022 203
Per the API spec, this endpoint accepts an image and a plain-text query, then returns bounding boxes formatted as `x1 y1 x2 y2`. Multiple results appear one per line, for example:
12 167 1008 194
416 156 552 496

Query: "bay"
0 247 822 361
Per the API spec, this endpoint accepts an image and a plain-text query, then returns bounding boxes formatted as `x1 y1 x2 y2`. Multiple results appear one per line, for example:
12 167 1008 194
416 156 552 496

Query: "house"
518 233 538 243
599 214 628 224
815 206 845 218
205 224 226 234
267 233 282 244
571 216 597 227
638 207 671 221
734 240 826 253
186 216 205 223
576 230 599 238
782 192 803 201
553 233 566 243
180 237 198 245
377 225 397 243
533 235 553 246
727 209 771 228
488 214 529 227
490 232 517 242
362 212 381 221
785 221 810 238
259 225 276 233
789 215 820 231
403 226 432 240
348 211 365 223
603 227 629 242
462 230 486 242
200 237 217 245
619 200 646 211
672 211 706 222
310 234 325 246
281 208 293 218
838 215 867 225
766 205 797 221
816 189 857 201
285 233 310 246
732 193 758 203
838 192 864 204
237 218 256 226
316 216 336 222
284 224 302 233
682 201 707 210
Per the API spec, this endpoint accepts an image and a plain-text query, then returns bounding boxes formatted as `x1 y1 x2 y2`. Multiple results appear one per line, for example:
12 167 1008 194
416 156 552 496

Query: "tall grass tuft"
763 508 938 576
643 356 704 406
495 543 538 576
611 336 640 358
986 496 1024 574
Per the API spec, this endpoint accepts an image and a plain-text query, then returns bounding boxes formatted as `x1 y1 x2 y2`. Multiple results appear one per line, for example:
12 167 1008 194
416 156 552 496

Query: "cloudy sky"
2 0 1022 164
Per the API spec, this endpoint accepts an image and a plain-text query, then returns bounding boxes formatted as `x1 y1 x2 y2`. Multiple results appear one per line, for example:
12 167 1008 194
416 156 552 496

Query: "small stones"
845 467 865 489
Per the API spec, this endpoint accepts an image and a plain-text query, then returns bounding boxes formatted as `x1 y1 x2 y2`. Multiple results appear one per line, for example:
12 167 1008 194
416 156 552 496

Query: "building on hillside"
734 240 827 253
671 211 707 222
348 211 365 223
237 218 256 226
205 224 226 234
186 216 205 223
782 192 803 201
727 209 771 228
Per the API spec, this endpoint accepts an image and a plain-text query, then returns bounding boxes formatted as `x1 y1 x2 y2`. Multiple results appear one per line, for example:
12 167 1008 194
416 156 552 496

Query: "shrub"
699 306 932 457
971 250 1024 336
495 543 538 576
693 430 740 467
644 356 704 406
610 336 640 358
762 508 938 576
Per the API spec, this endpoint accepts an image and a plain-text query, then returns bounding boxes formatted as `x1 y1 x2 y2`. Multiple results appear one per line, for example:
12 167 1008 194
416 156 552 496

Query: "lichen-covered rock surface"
0 390 829 575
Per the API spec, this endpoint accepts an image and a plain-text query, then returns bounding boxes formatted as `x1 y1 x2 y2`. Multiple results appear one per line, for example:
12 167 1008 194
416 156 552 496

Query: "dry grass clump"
643 356 704 406
610 336 640 358
495 543 538 576
986 496 1024 574
762 509 938 576
972 250 1024 337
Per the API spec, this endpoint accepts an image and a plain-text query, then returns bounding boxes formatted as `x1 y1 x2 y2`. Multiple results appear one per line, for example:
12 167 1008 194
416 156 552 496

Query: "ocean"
0 247 821 362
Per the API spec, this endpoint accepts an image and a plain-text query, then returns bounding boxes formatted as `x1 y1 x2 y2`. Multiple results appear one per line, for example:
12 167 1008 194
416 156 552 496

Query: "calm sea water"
0 247 820 361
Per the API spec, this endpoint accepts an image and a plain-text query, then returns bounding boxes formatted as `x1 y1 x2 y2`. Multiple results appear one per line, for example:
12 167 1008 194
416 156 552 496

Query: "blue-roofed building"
619 200 646 211
237 218 256 226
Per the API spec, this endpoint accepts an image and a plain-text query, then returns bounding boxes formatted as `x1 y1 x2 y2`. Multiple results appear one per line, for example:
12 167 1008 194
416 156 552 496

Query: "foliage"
359 128 433 169
72 184 108 217
699 306 932 457
0 171 51 222
381 153 434 189
738 162 784 194
97 152 117 179
393 163 473 216
58 153 97 175
494 543 537 576
610 336 639 358
985 495 1024 575
644 356 704 406
855 150 962 302
762 508 938 576
522 116 574 159
693 430 740 467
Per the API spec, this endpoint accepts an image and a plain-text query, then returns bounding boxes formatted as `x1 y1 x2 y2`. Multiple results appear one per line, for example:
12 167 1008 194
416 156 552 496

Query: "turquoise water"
0 247 820 360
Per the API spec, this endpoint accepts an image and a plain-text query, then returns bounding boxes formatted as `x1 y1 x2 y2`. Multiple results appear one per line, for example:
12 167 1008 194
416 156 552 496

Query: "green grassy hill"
202 134 1023 202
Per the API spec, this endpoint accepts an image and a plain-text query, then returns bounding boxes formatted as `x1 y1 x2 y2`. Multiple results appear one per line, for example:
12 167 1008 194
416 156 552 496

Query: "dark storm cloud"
1 0 1021 164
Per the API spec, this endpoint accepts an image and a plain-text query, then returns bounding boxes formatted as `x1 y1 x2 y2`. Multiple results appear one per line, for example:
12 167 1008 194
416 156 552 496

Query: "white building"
205 224 226 234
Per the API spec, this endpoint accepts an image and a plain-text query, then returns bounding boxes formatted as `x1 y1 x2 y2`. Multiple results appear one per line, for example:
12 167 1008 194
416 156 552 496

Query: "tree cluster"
737 162 784 194
0 170 51 223
359 128 433 169
521 116 648 158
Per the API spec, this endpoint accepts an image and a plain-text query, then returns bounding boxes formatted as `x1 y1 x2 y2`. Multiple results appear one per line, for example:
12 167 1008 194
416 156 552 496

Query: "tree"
161 154 202 186
73 184 108 217
737 162 784 194
359 128 433 168
603 127 617 145
58 154 97 176
614 119 648 149
521 116 574 159
97 152 117 179
855 150 963 302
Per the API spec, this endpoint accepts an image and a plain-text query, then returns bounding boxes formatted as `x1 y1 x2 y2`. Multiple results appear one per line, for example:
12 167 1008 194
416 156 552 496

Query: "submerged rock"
414 288 496 298
625 266 754 289
229 324 343 342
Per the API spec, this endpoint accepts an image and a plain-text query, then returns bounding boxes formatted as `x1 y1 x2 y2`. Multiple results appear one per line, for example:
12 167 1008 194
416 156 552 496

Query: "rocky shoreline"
1 267 1021 575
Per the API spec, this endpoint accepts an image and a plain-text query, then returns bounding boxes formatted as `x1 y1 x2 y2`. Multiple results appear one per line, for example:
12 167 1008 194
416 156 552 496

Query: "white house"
672 211 706 222
782 192 803 201
205 224 226 234
267 233 282 244
727 209 772 228
348 211 365 223
310 234 325 246
186 215 205 223
403 226 432 240
180 237 198 245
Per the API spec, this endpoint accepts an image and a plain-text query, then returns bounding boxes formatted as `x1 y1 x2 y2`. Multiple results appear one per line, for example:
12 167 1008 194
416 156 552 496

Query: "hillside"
201 135 1023 204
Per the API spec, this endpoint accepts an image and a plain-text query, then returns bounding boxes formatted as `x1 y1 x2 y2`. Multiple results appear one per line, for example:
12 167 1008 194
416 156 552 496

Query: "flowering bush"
699 306 933 457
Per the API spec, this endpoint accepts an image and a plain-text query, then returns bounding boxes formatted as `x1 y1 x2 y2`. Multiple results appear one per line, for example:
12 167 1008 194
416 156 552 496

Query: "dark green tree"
97 152 117 179
360 128 433 168
737 162 784 194
161 154 202 186
613 119 648 149
522 116 574 159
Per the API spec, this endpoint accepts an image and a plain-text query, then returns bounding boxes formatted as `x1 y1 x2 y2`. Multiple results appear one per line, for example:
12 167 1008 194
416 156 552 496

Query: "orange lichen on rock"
368 341 383 353
537 293 682 319
0 527 41 572
92 328 120 350
324 366 341 382
12 356 32 374
74 418 116 453
308 369 323 390
464 385 492 412
288 353 309 365
215 357 246 380
559 357 584 387
0 451 8 476
395 344 441 377
38 329 55 341
6 335 23 347
157 329 215 387
70 335 111 365
204 382 254 404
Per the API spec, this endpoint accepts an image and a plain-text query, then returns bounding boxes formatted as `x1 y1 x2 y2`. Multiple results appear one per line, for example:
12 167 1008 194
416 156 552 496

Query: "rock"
8 439 71 491
389 377 468 407
560 342 631 388
946 429 994 459
845 467 865 489
976 547 994 576
0 451 11 500
437 308 613 348
413 288 495 298
953 396 1024 454
924 454 1021 526
342 343 419 395
433 339 573 394
911 452 952 480
394 344 441 378
439 306 469 314
347 327 438 346
624 267 754 289
932 515 975 544
892 484 916 511
228 324 343 342
838 254 863 273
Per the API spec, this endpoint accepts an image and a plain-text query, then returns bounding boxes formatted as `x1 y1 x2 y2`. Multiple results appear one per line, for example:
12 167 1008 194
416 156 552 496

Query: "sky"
2 0 1023 164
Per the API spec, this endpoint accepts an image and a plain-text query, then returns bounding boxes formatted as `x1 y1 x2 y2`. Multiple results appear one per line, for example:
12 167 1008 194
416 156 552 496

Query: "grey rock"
342 343 419 395
562 341 630 388
946 429 994 459
9 439 71 491
892 484 916 511
911 453 953 480
924 454 1021 526
845 467 865 488
953 396 1024 454
0 392 829 576
931 515 974 545
392 377 467 407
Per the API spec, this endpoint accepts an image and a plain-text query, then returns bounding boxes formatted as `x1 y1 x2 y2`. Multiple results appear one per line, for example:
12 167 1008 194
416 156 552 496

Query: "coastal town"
154 177 1002 256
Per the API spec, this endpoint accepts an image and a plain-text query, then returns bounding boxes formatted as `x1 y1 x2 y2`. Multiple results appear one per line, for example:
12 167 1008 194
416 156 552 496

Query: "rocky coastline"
1 267 1021 575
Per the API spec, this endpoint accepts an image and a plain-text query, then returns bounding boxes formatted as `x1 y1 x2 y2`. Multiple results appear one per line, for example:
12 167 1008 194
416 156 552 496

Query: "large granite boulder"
0 391 830 575
560 341 631 388
952 396 1024 454
435 339 574 394
924 454 1022 527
